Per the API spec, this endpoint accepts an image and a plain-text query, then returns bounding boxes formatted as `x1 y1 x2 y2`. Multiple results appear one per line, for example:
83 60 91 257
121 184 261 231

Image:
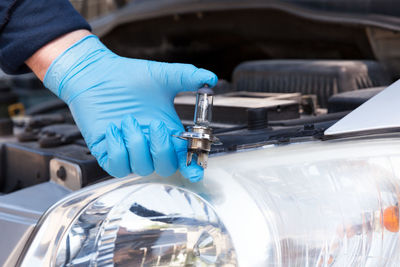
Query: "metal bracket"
50 158 82 191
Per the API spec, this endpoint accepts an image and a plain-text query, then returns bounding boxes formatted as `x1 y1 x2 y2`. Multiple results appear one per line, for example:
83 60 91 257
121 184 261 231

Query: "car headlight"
54 184 236 266
18 136 400 266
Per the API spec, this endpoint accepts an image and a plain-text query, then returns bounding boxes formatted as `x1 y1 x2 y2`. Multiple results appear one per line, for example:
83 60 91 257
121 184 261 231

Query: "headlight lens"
235 157 400 266
19 136 400 266
55 184 236 266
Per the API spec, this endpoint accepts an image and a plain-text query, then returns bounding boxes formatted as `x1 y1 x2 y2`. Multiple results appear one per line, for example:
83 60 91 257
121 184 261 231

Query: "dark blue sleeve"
0 0 91 74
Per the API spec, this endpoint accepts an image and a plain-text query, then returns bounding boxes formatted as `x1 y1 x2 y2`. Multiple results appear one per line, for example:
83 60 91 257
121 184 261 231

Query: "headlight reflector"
55 184 236 266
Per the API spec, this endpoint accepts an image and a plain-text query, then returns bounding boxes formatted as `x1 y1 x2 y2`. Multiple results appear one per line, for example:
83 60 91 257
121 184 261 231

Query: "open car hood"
91 0 400 36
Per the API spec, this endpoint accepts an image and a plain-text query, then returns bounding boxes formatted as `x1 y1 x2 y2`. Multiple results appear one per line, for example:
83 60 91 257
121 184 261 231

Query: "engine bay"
0 57 391 193
1 2 399 193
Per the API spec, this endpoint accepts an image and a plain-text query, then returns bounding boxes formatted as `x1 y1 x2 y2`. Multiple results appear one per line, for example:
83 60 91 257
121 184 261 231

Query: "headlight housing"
19 135 400 266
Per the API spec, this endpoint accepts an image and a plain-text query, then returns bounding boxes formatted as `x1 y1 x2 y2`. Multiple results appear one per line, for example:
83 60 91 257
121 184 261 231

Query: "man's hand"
26 31 218 181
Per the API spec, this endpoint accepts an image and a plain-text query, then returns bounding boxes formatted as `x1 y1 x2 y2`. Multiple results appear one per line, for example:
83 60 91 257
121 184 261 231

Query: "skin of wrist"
25 29 92 81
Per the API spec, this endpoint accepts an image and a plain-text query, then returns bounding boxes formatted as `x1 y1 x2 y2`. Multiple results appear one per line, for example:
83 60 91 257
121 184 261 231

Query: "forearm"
25 30 92 81
0 0 91 74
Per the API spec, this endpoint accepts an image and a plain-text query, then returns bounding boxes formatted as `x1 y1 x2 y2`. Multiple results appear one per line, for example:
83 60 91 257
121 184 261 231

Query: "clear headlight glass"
18 135 400 266
234 156 400 266
55 184 236 266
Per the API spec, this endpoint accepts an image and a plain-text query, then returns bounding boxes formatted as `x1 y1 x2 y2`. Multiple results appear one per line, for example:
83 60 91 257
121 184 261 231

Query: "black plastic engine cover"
328 87 385 113
0 141 108 193
233 60 390 107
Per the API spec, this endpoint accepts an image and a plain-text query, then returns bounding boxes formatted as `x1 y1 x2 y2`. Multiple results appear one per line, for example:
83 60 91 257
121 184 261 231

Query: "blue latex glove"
44 35 217 181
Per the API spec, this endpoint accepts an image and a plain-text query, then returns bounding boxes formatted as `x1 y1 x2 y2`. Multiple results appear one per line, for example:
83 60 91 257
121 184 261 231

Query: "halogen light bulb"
175 85 220 168
194 87 214 127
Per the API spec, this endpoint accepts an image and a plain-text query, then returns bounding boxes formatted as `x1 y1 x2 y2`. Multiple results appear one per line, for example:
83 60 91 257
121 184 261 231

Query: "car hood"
91 0 400 36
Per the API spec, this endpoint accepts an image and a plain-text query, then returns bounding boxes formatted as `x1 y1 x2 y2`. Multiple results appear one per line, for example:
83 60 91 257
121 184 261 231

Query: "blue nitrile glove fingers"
147 61 218 95
121 115 154 176
103 123 130 178
43 35 217 181
149 121 178 177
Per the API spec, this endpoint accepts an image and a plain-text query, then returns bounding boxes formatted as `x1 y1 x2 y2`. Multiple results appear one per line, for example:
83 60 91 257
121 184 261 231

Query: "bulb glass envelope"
19 134 400 266
194 92 213 127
